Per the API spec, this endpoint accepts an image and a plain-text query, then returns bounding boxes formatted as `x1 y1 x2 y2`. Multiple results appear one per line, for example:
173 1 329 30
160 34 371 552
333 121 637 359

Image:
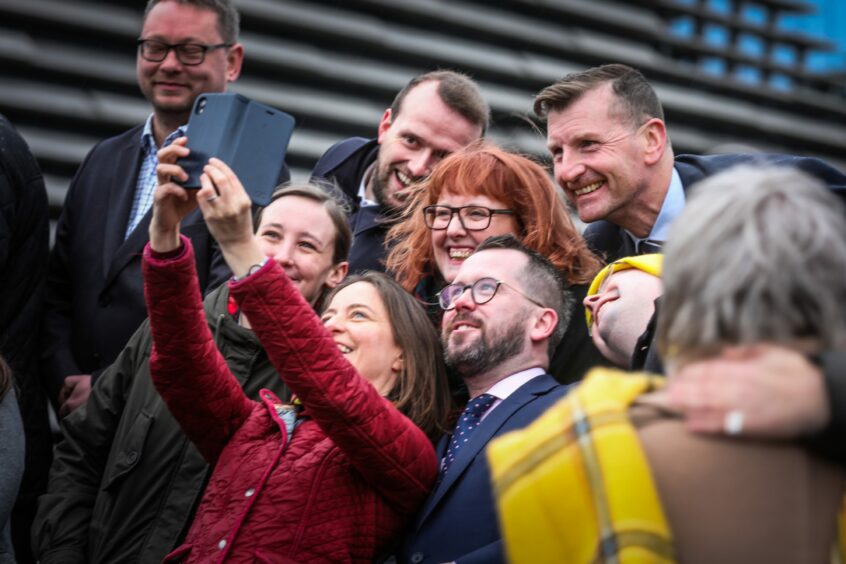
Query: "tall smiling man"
41 0 276 417
535 63 846 261
312 70 489 273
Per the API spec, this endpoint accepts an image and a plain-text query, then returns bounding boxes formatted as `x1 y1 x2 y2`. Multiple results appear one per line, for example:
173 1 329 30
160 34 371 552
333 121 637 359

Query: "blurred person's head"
387 141 602 291
253 183 350 307
657 166 846 369
368 71 489 211
583 255 663 367
322 272 453 440
536 64 673 237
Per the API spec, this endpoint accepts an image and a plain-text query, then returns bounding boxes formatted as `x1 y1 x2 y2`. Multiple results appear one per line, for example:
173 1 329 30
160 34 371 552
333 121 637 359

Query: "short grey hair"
657 165 846 362
144 0 240 44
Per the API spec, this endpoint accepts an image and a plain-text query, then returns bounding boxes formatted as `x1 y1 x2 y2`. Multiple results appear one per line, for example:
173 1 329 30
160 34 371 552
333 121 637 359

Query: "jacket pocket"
101 410 153 491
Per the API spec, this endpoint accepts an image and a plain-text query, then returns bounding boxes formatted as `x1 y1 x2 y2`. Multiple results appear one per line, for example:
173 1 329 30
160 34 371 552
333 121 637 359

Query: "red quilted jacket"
143 238 437 563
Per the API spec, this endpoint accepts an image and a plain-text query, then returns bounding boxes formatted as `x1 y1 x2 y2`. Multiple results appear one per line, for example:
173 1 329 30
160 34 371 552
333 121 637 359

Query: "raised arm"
194 159 437 513
143 140 253 464
230 263 437 514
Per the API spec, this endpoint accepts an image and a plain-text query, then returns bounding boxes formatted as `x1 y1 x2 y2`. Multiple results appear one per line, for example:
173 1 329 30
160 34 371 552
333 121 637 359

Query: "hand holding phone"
178 93 295 206
151 137 200 253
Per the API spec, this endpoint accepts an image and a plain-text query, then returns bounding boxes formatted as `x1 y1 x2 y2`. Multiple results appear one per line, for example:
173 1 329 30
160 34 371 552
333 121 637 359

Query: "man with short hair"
33 182 349 563
535 63 846 262
311 70 489 273
536 64 846 460
583 254 663 369
42 0 286 417
401 234 569 563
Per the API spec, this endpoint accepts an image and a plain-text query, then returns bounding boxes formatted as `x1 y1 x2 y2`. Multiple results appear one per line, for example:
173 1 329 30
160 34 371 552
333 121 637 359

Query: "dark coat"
311 137 392 274
402 375 569 564
0 114 51 564
32 285 290 564
584 153 846 262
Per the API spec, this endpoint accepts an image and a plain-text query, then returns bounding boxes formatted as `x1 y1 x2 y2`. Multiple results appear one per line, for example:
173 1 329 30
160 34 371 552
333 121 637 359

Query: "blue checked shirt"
125 115 187 239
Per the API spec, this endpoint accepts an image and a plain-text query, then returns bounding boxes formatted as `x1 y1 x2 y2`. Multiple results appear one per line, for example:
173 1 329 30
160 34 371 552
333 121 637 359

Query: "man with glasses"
41 0 273 419
311 70 488 274
401 234 570 564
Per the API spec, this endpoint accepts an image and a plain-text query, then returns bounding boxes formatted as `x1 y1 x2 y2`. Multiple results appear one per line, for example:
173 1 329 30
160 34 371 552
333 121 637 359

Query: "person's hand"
58 374 92 417
667 344 829 439
150 137 198 252
197 158 265 277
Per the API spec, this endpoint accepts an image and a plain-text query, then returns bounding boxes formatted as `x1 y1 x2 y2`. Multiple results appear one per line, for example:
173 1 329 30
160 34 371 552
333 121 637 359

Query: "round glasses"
423 205 514 231
437 277 546 311
137 39 232 66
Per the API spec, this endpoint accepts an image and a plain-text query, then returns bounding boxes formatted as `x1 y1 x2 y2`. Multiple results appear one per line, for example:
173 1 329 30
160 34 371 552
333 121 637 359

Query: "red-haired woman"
386 141 606 384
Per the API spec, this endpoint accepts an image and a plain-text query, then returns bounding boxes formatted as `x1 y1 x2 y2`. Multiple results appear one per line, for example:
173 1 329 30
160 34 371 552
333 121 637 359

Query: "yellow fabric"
489 368 675 564
585 254 663 328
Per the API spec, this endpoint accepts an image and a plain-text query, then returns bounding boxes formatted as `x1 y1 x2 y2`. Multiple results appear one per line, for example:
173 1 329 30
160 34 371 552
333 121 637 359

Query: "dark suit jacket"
42 124 233 401
584 153 846 262
311 137 394 274
402 374 569 563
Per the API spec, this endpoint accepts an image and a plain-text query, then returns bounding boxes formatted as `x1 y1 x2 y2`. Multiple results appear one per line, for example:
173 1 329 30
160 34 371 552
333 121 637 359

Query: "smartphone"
178 93 295 206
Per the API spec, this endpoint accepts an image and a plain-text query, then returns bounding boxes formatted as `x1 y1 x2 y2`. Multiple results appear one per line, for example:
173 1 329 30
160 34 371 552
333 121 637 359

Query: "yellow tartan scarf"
488 368 675 564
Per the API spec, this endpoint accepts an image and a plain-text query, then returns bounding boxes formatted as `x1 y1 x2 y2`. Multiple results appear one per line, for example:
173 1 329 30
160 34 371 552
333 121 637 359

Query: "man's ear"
225 43 245 82
325 261 349 289
530 308 559 344
376 108 393 143
640 118 667 166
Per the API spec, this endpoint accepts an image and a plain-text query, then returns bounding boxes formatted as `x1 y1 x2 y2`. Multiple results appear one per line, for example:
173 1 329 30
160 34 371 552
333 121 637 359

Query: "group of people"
2 0 846 562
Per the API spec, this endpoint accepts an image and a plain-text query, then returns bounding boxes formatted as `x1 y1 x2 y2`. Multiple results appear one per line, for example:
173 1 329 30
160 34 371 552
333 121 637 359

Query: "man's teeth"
574 181 602 196
396 171 412 187
449 248 472 260
337 344 352 354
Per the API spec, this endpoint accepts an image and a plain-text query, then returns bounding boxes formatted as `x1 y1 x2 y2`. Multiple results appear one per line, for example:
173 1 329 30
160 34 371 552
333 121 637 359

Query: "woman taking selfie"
143 139 450 563
387 141 605 384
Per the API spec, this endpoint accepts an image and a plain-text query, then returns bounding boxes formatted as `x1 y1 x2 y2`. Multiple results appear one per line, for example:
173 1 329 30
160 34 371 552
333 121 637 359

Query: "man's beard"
370 158 395 210
443 313 525 378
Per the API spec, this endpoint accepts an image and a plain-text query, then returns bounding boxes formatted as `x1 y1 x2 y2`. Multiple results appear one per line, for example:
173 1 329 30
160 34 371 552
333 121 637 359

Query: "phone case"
179 93 295 206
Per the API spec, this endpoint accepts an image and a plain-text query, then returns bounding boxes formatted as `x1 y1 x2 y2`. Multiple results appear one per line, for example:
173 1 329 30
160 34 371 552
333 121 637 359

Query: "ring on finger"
206 195 220 202
723 410 744 436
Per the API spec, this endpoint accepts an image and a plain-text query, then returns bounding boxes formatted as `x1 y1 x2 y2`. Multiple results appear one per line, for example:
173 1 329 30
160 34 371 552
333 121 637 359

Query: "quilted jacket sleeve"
142 237 254 465
229 260 438 516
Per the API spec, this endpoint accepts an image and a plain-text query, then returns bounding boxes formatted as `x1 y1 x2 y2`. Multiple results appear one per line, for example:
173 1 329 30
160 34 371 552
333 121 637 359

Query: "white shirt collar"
476 367 546 422
357 162 379 207
626 167 685 248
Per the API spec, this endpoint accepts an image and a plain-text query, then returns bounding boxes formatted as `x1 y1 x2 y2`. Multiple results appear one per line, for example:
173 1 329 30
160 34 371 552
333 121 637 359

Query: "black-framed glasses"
137 39 232 66
437 277 546 311
423 205 514 231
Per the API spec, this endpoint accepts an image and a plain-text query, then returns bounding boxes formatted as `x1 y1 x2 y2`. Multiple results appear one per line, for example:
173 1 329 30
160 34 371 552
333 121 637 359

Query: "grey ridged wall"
1 0 843 218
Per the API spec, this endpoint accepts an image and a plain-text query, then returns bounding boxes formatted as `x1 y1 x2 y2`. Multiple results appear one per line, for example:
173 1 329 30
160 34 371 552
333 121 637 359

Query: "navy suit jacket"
584 153 846 261
42 124 289 401
311 137 394 274
402 374 569 564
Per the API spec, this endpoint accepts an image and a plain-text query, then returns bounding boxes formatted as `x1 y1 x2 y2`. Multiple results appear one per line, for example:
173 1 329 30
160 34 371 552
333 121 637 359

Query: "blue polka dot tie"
441 393 496 477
